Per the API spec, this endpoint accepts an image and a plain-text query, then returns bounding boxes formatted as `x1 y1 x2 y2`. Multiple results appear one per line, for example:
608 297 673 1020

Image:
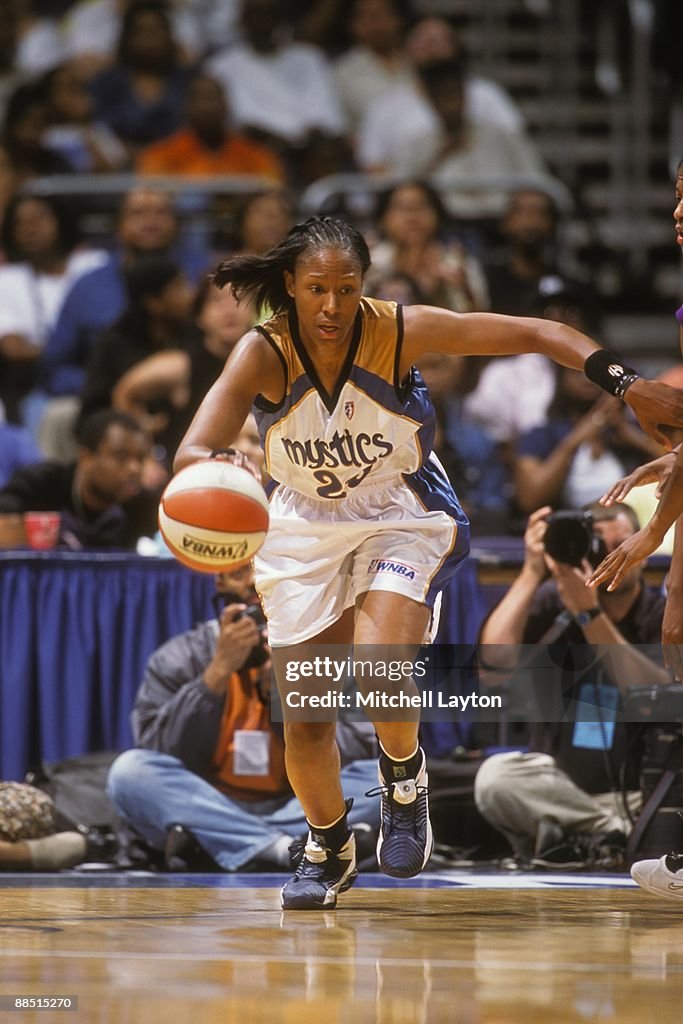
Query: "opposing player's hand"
623 379 683 449
662 589 683 681
586 525 662 592
599 451 677 506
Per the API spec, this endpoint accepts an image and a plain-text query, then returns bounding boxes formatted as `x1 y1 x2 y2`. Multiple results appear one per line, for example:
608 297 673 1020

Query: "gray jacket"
132 620 378 778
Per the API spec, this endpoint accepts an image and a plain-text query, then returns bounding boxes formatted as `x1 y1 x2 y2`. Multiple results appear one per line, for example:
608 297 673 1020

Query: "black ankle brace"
308 798 353 852
379 745 422 783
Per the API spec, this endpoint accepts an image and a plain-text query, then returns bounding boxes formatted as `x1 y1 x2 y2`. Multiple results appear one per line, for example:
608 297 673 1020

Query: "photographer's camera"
239 604 269 669
543 510 607 568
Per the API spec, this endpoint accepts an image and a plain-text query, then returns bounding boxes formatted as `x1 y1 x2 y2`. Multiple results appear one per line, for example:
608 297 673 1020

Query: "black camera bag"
622 686 683 864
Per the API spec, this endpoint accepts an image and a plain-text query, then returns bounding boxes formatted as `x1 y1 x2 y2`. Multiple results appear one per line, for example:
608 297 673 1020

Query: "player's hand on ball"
210 447 262 483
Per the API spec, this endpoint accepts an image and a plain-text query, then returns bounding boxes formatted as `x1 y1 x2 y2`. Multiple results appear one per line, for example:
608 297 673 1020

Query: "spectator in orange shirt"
136 74 284 181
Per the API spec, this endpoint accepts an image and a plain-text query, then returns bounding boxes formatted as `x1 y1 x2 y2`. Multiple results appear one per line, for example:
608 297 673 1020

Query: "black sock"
308 803 351 852
379 742 423 783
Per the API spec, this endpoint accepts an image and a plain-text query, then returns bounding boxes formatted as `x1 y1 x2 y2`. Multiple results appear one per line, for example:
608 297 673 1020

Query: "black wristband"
584 350 639 400
209 448 237 458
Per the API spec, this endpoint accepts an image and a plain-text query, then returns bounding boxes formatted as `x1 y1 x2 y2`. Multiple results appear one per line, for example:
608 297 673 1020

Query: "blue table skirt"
0 550 485 780
0 552 215 780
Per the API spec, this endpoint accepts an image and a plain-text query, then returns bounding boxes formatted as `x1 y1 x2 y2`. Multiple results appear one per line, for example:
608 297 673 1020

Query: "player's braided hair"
212 216 371 314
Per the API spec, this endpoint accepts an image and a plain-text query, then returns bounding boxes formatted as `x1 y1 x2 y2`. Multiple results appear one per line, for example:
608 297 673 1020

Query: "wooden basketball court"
1 871 683 1023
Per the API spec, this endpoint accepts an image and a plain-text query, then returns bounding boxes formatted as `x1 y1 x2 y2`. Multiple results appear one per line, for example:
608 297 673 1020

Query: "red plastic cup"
23 511 61 550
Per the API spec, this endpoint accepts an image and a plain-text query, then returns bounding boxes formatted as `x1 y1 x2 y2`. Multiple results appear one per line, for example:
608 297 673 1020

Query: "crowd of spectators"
0 0 672 544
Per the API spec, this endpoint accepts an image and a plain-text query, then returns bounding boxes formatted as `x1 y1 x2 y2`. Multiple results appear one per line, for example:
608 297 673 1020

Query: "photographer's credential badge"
233 731 270 775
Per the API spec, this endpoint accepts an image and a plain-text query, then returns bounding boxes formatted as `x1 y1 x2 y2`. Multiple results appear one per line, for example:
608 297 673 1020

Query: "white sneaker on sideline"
631 853 683 901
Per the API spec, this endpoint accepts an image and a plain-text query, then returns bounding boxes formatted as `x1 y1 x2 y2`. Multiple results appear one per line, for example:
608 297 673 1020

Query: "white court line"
426 873 638 888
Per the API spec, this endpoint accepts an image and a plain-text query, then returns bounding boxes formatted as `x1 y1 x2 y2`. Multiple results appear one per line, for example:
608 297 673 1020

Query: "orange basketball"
158 460 269 573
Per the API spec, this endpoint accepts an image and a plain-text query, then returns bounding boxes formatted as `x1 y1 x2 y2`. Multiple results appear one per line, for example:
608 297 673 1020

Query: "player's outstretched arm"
599 448 680 506
401 305 683 447
174 330 284 473
402 306 599 368
588 445 683 592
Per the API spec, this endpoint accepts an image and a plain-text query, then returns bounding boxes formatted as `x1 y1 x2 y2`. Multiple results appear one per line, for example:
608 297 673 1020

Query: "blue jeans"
107 749 380 871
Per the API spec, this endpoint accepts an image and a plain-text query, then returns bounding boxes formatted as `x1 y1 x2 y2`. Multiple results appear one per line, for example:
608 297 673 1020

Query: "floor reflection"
1 885 683 1022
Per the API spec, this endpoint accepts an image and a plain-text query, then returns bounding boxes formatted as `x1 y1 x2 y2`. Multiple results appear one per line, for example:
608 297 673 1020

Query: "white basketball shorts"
254 464 470 646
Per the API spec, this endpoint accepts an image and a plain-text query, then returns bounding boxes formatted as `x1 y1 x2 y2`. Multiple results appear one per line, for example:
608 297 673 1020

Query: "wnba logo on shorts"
367 558 416 580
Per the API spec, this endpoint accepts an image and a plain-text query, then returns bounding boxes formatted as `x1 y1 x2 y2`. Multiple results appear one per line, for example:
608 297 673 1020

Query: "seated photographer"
106 561 380 872
474 501 670 867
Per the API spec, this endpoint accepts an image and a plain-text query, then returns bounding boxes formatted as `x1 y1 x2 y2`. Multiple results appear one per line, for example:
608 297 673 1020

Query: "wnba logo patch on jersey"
344 400 354 420
368 558 417 580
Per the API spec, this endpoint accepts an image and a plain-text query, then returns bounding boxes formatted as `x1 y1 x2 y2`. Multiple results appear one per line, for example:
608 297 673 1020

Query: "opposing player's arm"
637 445 683 543
174 330 284 472
587 451 683 593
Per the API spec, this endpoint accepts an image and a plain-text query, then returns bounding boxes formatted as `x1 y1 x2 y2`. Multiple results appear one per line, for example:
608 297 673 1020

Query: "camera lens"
242 604 268 669
543 511 593 566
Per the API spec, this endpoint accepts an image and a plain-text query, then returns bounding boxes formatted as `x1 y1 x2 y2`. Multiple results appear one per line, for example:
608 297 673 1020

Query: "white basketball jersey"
253 298 437 501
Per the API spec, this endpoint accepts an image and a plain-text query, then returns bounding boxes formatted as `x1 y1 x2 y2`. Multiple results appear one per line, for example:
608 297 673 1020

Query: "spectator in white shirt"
334 0 415 132
2 0 65 77
60 0 205 77
0 193 106 424
360 58 552 219
207 0 347 149
406 16 525 133
356 15 526 175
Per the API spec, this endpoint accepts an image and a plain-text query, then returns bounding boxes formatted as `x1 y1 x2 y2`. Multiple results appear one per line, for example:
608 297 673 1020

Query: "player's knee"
284 721 337 750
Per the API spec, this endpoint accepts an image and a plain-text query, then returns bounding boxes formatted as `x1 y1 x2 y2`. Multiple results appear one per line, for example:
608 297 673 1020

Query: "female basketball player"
175 216 683 910
595 160 683 900
588 160 683 679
